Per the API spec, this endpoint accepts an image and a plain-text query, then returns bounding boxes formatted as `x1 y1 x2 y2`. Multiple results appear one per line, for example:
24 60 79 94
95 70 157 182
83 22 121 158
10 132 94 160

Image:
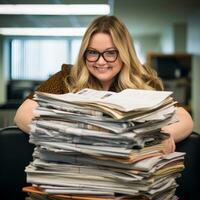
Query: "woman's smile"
94 66 112 73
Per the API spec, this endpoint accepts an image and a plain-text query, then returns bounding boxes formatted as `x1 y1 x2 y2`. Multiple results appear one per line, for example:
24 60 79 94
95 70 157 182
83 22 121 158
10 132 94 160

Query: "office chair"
175 132 200 199
0 126 34 200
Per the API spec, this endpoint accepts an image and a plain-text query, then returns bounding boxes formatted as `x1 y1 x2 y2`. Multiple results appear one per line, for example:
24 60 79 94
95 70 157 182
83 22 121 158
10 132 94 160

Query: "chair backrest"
175 132 200 199
0 126 34 200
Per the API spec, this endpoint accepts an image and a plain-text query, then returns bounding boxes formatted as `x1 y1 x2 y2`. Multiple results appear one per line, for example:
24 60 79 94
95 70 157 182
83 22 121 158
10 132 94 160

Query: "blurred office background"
0 0 199 133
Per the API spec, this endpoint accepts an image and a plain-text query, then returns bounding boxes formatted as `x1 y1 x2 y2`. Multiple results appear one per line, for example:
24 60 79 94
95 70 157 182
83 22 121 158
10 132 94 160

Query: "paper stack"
23 88 185 200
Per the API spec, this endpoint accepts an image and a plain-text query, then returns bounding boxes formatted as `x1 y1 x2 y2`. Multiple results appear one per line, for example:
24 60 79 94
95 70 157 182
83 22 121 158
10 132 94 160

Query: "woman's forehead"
88 33 115 50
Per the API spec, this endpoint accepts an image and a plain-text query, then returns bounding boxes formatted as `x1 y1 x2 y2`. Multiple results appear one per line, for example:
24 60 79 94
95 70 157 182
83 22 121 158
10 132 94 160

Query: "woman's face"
85 33 123 90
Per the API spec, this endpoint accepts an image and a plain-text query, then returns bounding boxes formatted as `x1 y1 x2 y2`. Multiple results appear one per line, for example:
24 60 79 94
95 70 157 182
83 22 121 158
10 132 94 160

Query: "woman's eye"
88 50 98 55
105 51 116 56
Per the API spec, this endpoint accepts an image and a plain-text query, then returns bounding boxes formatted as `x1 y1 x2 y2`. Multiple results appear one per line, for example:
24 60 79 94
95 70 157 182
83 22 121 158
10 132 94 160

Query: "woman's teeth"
95 67 111 72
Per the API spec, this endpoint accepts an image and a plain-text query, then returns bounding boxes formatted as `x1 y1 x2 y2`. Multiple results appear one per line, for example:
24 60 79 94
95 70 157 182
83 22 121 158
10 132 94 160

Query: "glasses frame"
84 49 119 63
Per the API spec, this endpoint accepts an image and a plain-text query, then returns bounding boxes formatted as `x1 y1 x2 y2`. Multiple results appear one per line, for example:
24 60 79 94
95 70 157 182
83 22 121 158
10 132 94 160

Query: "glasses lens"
103 50 118 62
85 50 99 62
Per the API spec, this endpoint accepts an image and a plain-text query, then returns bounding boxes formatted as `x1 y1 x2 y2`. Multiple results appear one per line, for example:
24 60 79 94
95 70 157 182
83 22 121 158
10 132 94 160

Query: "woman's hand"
161 133 176 154
161 107 193 142
14 99 38 134
160 106 193 154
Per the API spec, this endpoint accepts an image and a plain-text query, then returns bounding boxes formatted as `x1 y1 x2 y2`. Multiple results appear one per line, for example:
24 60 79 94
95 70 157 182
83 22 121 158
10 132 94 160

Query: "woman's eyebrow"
87 47 117 51
86 47 97 50
106 47 117 50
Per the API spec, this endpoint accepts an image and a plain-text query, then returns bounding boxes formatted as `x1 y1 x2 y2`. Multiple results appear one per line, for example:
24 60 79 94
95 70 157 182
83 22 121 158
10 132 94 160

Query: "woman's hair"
66 15 163 92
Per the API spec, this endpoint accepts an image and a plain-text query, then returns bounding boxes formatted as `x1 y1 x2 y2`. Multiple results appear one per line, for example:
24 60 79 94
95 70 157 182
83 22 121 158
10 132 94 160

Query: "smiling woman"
85 33 123 91
14 15 193 153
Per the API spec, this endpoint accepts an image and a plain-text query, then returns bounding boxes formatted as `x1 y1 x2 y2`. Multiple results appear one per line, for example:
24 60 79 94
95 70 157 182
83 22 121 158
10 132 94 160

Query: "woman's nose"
96 55 107 65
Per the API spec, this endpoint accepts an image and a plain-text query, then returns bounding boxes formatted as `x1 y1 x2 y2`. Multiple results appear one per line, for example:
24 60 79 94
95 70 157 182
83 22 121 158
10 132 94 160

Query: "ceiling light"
0 4 110 15
0 28 87 36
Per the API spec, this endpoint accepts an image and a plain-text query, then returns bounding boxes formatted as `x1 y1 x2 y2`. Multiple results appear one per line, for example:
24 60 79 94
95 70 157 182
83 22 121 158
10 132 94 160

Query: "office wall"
174 23 187 52
0 36 5 104
135 34 161 61
160 23 187 53
160 26 174 53
0 36 9 104
187 10 200 133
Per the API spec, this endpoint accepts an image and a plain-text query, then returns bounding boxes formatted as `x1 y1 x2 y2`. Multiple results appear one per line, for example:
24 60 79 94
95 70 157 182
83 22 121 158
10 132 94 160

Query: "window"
71 39 82 64
134 40 145 64
10 38 82 80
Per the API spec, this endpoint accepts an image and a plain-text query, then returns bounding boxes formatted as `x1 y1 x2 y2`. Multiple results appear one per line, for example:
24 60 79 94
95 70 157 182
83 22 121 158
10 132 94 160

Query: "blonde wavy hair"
66 15 163 92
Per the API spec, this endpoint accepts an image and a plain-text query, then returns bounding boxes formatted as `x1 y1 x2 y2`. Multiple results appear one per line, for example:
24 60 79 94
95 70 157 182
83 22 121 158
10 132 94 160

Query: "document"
23 88 182 200
34 88 173 119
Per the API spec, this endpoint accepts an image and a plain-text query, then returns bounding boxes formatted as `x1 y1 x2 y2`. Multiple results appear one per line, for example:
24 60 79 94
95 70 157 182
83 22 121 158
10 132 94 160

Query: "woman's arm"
14 99 39 134
14 65 69 133
161 106 194 142
160 107 193 154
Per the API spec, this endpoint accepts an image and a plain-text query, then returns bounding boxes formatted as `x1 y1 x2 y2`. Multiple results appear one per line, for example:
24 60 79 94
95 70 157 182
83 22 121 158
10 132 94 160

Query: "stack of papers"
24 88 184 200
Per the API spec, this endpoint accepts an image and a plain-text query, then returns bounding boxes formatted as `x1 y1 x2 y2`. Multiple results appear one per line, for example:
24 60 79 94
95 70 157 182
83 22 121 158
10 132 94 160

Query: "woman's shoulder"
61 64 73 76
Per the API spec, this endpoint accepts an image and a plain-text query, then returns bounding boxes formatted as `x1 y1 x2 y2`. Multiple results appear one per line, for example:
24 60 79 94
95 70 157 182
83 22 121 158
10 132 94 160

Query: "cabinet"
146 53 192 113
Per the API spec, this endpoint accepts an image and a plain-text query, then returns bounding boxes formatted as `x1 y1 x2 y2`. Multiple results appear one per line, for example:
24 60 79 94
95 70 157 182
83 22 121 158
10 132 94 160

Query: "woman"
14 15 193 153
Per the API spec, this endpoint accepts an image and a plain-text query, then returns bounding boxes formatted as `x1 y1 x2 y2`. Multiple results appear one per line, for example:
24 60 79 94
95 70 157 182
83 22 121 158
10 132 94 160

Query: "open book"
35 88 175 120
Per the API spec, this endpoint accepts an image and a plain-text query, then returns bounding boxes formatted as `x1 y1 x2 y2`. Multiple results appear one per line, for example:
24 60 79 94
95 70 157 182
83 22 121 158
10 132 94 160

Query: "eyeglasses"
84 49 119 62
